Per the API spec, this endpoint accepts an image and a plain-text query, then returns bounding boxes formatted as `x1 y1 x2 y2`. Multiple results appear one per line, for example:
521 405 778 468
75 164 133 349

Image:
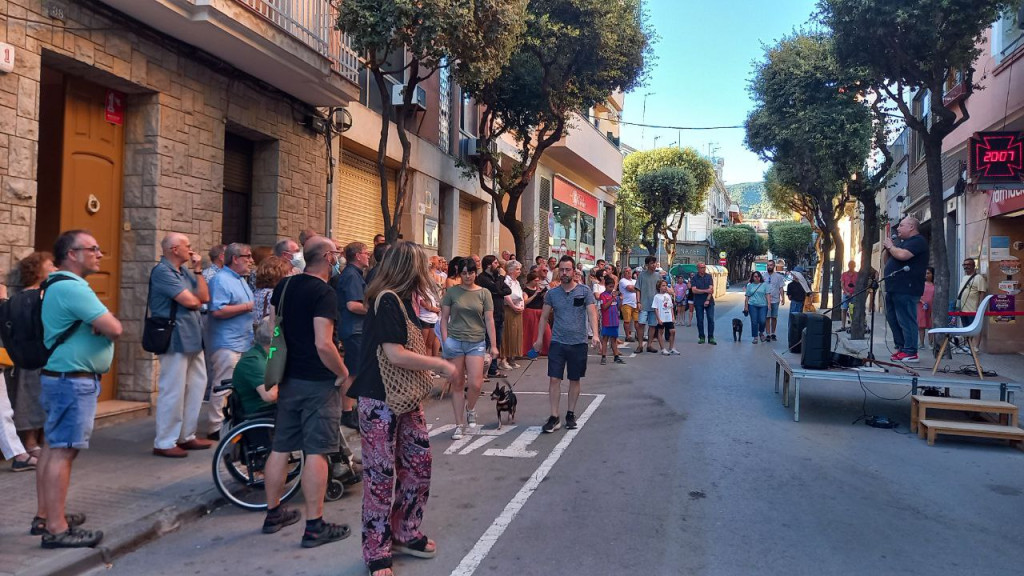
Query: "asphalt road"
90 290 1024 576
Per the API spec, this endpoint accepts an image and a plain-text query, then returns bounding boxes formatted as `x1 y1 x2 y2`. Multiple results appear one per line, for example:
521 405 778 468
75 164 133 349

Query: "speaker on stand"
801 313 832 369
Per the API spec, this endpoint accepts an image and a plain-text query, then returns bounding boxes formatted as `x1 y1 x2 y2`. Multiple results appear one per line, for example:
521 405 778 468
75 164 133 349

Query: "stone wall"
0 0 332 402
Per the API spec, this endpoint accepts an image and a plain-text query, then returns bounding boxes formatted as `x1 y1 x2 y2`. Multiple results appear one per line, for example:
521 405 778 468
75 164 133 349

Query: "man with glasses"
150 233 211 458
35 230 122 548
274 238 303 274
204 243 255 439
532 256 599 433
956 258 986 326
336 242 370 430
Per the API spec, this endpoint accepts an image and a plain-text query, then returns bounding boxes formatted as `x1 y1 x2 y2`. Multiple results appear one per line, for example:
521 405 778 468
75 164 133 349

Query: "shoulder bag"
142 266 179 355
263 277 292 390
374 290 434 414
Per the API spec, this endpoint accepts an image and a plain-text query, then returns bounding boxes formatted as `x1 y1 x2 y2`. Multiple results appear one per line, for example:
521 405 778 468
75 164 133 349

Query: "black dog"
732 318 744 342
490 382 517 428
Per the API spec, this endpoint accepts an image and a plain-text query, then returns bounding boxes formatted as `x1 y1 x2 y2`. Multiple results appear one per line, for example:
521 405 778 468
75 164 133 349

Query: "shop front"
550 176 599 266
983 188 1024 353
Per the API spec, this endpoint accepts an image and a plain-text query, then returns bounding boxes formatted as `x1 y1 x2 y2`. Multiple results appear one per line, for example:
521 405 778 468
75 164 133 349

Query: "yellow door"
458 197 474 257
61 78 124 402
334 151 395 247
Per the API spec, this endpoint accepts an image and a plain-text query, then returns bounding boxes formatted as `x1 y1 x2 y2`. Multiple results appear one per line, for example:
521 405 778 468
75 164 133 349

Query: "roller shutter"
334 151 396 247
457 197 475 257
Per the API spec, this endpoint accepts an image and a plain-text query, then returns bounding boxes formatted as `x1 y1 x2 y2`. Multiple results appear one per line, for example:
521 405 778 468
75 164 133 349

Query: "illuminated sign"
969 131 1024 183
553 176 598 217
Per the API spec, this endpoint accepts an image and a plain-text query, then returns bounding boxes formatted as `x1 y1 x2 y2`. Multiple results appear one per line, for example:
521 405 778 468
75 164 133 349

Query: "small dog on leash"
732 318 744 342
490 382 517 428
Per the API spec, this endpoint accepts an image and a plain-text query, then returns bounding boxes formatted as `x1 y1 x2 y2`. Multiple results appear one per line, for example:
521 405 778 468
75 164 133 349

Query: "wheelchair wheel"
325 479 344 502
212 419 303 511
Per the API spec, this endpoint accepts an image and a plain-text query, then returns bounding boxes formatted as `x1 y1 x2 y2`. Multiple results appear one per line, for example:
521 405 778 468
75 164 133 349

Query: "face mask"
291 252 305 271
331 259 341 276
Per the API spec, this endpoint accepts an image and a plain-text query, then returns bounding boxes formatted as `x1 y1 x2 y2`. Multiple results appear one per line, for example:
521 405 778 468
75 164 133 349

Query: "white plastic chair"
927 294 994 379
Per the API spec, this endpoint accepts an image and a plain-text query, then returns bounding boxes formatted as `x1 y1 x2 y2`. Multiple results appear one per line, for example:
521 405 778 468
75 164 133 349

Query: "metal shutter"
334 151 396 248
538 177 552 257
458 197 474 257
222 133 253 244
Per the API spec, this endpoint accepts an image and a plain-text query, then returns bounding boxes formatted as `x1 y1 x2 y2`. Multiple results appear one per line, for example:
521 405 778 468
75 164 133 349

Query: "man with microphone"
881 216 929 363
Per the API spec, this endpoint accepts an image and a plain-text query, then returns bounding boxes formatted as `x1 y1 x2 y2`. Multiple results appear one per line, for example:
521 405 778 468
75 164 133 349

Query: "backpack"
0 275 81 370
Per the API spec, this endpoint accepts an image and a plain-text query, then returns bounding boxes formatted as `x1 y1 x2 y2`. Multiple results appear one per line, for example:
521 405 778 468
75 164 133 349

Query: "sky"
618 0 820 186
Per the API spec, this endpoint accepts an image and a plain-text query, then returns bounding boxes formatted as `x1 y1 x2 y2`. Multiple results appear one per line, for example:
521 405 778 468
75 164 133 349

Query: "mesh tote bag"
374 290 433 414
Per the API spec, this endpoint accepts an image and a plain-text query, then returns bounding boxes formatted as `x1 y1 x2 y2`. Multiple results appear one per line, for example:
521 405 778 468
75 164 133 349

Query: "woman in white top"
416 285 442 358
500 261 525 370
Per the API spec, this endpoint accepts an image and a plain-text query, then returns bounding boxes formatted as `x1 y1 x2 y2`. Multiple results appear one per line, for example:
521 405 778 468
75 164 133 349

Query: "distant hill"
725 181 766 212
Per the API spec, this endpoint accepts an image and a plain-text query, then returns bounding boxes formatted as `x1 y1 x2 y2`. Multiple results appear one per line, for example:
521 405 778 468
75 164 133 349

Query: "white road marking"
449 393 605 576
428 424 456 438
483 426 541 458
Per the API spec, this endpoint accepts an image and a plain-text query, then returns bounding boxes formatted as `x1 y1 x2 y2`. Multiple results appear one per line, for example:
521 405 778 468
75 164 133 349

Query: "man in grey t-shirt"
635 255 662 353
533 256 598 433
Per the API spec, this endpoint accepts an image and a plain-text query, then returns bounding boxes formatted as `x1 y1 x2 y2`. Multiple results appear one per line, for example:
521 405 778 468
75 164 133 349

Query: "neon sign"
970 131 1024 183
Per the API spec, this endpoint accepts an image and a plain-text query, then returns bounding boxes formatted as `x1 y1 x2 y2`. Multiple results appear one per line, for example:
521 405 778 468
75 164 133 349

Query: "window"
439 58 451 153
580 213 596 246
994 6 1024 63
912 90 931 163
460 92 477 136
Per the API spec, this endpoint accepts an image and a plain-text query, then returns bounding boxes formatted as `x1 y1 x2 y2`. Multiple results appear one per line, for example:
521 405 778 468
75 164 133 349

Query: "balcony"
97 0 360 105
546 113 624 187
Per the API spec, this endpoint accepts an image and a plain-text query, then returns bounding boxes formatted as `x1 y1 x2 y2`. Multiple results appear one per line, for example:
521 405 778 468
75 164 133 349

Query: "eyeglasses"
238 253 253 259
71 246 102 255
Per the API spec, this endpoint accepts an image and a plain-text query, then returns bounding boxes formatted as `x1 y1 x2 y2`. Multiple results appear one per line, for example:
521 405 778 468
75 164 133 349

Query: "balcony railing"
234 0 359 83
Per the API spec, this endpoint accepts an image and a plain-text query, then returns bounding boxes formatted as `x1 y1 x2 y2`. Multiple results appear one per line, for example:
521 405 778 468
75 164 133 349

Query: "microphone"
884 265 910 279
901 265 909 272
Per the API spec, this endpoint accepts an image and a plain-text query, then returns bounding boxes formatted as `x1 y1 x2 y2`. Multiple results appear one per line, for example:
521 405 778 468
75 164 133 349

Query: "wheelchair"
211 380 361 511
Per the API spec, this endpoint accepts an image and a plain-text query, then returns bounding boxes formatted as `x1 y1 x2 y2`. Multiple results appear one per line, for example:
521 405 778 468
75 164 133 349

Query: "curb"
15 488 225 576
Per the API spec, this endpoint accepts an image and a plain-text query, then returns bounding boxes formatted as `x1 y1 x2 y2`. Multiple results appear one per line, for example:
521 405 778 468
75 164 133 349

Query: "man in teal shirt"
36 230 122 549
231 319 277 418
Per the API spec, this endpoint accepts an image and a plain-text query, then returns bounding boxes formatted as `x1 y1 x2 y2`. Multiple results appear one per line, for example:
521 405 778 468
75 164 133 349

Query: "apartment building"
0 0 359 409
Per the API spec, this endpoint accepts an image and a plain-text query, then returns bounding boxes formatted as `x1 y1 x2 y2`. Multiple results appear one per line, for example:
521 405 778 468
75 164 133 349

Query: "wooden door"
60 78 124 402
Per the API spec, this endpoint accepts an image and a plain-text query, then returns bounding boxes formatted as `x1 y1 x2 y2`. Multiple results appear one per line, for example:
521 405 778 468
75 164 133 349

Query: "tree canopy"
767 221 813 266
713 224 766 283
635 166 697 255
461 0 652 260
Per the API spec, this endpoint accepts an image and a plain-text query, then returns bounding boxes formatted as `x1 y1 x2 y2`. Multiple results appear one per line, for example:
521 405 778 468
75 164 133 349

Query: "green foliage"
724 181 766 210
767 221 812 265
635 166 697 252
712 225 756 255
622 147 715 214
615 186 644 255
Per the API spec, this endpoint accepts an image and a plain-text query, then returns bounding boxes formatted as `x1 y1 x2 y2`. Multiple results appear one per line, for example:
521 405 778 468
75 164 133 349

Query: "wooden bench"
910 395 1018 433
917 419 1024 447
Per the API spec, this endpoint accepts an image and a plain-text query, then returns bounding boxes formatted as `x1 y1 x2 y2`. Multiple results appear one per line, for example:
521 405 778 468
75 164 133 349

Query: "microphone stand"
818 268 907 367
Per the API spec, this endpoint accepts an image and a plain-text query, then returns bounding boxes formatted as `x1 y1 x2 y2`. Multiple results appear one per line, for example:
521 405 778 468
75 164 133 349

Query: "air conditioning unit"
460 137 497 159
391 84 427 111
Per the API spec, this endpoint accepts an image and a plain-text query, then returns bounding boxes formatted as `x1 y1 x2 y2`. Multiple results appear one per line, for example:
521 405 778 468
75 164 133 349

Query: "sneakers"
893 352 920 363
465 409 477 428
752 338 758 344
564 411 578 430
708 338 717 345
301 519 351 548
614 356 626 364
542 416 561 433
670 349 680 355
698 338 705 344
451 425 466 440
262 506 301 534
41 527 103 549
661 349 671 356
770 334 778 341
600 356 607 365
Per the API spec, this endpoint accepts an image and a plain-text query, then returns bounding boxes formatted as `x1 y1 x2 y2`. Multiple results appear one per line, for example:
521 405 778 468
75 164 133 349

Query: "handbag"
142 267 179 354
374 290 434 414
263 277 293 390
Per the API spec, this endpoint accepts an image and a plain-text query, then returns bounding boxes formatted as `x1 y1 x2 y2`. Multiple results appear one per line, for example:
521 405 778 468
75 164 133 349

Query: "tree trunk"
829 226 844 324
818 229 832 312
372 69 395 242
924 139 950 337
850 192 878 340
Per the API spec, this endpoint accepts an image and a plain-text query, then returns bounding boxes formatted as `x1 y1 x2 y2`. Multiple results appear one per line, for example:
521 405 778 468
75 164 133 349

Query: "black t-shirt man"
270 274 340 381
884 234 928 296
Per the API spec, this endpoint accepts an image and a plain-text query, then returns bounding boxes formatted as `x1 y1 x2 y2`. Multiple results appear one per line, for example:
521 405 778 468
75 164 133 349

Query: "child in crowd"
599 276 626 365
653 280 679 355
674 275 688 325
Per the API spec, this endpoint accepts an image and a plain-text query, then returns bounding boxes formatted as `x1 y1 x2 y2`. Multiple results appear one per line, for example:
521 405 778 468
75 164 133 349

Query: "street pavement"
4 288 1024 576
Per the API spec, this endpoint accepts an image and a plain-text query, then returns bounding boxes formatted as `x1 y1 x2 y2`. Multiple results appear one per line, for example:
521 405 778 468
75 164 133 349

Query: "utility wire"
593 115 744 130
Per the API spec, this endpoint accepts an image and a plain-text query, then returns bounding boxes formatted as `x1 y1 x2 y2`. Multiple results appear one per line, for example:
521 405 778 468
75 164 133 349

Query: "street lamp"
641 91 654 148
652 135 661 149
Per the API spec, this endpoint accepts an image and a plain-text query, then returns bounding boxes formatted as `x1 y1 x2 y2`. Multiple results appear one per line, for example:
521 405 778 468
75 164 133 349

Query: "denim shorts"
41 374 101 450
767 302 780 318
442 336 486 359
841 294 853 310
638 309 660 326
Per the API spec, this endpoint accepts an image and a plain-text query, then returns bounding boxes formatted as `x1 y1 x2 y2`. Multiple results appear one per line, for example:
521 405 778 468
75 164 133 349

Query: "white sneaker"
499 360 513 371
466 409 477 428
661 349 670 356
670 348 680 355
451 425 465 440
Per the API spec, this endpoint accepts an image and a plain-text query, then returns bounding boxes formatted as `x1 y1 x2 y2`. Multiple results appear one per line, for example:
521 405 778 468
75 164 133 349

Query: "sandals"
301 521 351 548
487 371 508 379
12 454 37 472
30 513 87 536
41 526 103 549
393 536 437 559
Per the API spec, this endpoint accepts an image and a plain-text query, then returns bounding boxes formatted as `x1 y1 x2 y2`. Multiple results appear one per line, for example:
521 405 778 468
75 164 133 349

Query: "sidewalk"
0 416 361 576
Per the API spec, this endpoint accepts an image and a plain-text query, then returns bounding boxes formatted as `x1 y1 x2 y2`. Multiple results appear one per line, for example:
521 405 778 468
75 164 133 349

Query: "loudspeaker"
801 313 832 369
788 312 807 354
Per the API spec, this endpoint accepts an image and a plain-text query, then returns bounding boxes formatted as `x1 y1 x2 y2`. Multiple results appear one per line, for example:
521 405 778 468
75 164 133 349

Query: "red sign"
989 189 1024 216
553 176 598 217
105 90 124 125
970 131 1024 183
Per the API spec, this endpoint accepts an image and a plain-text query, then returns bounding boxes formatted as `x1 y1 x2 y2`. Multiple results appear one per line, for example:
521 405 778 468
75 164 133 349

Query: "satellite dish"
332 108 353 133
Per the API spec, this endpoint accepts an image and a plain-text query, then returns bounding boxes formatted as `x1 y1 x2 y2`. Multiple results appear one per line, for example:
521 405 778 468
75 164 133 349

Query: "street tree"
819 0 1011 331
635 166 697 256
460 0 651 260
338 0 528 243
615 186 644 265
745 31 873 315
767 220 813 267
712 224 765 284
